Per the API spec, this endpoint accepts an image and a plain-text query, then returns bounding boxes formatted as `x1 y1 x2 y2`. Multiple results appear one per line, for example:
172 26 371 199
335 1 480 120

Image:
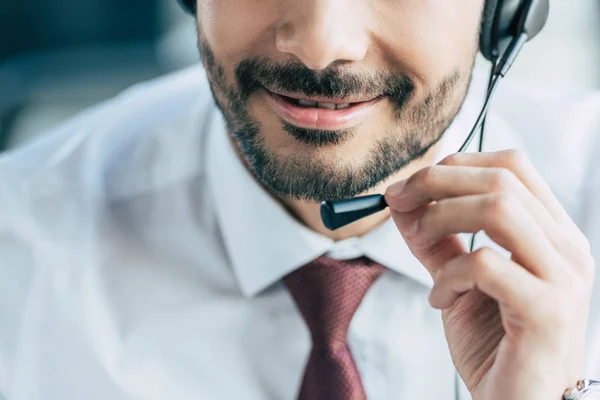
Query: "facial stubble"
198 38 473 202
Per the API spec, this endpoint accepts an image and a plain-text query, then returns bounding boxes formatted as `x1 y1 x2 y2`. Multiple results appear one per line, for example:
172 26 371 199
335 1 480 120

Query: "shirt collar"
205 74 480 297
205 110 334 297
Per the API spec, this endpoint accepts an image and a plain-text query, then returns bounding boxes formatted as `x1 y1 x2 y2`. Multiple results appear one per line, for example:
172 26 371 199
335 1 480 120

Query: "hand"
384 150 595 400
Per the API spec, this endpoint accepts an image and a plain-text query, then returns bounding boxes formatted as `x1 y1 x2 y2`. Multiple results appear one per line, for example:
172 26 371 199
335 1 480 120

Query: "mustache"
234 58 415 110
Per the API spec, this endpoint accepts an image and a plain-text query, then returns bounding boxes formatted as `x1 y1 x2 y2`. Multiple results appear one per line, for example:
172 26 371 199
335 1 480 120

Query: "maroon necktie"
283 256 385 400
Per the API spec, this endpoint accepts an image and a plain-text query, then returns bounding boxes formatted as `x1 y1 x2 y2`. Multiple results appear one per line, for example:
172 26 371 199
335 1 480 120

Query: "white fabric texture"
0 64 599 400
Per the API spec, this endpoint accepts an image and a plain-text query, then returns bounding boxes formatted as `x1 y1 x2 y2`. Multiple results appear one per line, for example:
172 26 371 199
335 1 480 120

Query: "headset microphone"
320 0 549 240
174 0 550 244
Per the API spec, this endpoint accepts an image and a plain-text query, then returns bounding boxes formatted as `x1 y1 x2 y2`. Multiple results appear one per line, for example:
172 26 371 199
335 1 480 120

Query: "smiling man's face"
196 0 485 201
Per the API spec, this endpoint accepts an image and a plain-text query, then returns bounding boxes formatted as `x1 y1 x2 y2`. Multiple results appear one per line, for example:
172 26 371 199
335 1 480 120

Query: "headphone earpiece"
174 0 550 231
480 0 550 61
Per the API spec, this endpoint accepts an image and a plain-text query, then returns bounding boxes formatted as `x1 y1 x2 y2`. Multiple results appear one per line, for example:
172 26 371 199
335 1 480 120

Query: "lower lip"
263 89 382 131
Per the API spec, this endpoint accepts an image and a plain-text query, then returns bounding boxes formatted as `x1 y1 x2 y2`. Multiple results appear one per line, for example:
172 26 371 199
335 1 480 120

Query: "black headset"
177 0 548 64
177 0 551 233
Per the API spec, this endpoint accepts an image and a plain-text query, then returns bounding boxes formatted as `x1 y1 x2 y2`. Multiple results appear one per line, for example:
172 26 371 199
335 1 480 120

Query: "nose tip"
275 8 369 71
277 33 368 71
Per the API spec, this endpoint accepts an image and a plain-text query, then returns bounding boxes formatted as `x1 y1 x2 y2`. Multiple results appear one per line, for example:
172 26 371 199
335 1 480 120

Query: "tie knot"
283 256 384 346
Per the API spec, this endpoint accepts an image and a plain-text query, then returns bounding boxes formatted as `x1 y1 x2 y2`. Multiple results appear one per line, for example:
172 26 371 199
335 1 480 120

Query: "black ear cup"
178 0 195 14
480 0 501 61
480 0 550 61
511 0 550 41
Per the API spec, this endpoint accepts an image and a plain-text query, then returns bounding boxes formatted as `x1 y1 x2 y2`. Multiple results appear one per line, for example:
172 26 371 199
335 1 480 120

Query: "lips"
263 88 383 131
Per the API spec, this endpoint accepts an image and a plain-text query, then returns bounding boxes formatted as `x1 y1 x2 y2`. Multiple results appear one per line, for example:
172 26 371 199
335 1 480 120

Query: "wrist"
469 359 573 400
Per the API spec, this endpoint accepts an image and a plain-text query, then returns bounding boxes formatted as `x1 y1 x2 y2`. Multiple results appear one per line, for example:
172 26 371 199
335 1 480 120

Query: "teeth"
317 102 337 110
295 99 352 110
298 99 317 107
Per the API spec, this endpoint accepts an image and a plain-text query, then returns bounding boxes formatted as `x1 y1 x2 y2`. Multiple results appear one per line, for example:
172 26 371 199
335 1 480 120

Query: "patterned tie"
283 256 385 400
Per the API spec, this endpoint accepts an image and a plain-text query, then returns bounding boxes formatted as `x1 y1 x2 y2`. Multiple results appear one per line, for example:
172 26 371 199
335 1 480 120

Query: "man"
1 0 599 399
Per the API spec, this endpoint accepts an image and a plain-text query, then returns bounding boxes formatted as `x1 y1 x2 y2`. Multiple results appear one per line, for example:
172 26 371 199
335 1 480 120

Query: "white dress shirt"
0 64 599 400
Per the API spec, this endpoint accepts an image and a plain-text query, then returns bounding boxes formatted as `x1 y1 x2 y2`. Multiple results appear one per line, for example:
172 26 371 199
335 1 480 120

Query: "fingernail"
386 179 407 199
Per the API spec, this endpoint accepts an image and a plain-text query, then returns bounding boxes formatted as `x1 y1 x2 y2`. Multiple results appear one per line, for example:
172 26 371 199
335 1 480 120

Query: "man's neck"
227 133 446 241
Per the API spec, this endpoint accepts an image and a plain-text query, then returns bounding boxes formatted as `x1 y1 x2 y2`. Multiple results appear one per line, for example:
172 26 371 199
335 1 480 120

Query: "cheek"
374 1 482 83
423 4 483 63
197 0 279 65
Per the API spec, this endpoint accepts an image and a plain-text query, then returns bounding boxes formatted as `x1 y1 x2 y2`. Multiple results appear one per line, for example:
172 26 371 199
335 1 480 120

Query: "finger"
387 165 547 215
438 150 591 261
429 247 546 313
384 165 568 250
438 150 578 232
389 202 470 280
405 192 563 280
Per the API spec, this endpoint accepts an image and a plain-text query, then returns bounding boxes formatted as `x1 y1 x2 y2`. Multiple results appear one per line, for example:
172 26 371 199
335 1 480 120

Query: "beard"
198 38 472 202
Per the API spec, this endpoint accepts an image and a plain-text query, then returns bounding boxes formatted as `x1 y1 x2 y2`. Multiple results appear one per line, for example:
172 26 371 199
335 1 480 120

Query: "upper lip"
264 87 381 104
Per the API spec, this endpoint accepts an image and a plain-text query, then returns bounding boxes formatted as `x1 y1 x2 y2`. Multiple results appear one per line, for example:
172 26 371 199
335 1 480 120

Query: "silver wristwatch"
563 380 600 399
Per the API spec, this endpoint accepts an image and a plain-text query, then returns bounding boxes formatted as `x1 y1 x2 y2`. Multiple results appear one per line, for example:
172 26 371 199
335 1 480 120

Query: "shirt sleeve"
0 154 40 398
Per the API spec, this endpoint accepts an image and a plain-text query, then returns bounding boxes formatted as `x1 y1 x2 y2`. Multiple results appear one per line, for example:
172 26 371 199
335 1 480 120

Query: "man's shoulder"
0 66 228 395
0 63 220 271
0 64 217 199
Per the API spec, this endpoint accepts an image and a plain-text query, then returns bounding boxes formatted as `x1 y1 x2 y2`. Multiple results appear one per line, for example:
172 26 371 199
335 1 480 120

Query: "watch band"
563 379 600 399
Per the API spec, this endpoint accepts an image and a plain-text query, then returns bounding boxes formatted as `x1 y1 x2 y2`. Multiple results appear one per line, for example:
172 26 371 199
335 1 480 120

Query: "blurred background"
0 0 599 153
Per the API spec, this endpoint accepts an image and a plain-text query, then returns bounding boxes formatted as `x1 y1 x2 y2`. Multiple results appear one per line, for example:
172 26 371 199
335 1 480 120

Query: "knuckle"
500 149 530 172
580 235 592 255
470 248 498 280
440 153 462 166
563 234 595 280
488 168 516 193
588 254 596 274
484 193 516 222
410 166 436 191
572 271 594 296
536 277 589 329
471 247 497 266
556 229 578 252
433 265 446 282
581 253 596 280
